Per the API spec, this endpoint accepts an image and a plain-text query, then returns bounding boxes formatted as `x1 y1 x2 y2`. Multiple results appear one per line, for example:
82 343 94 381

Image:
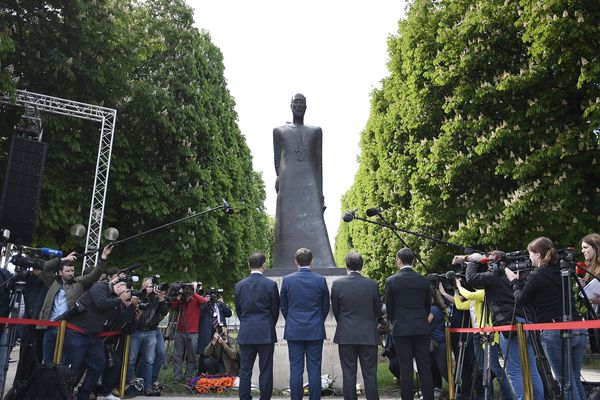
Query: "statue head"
290 93 306 119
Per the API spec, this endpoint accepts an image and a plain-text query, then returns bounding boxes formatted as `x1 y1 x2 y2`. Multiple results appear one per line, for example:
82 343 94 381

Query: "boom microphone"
22 246 63 258
365 208 381 217
342 210 356 223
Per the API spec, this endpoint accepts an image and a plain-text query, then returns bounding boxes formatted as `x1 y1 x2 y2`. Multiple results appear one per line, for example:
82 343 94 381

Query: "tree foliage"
0 0 269 292
337 0 600 286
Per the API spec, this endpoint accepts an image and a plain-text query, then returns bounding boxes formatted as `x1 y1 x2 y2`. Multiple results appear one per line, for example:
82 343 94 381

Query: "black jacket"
67 282 126 335
465 262 524 326
384 268 432 337
137 293 169 331
510 262 581 323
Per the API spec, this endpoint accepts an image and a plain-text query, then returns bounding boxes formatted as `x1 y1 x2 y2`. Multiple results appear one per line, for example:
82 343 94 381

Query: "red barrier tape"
0 317 122 337
448 319 600 333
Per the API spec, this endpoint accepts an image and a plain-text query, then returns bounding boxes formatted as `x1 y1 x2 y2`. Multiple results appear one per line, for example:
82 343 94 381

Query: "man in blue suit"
280 248 330 400
235 252 280 400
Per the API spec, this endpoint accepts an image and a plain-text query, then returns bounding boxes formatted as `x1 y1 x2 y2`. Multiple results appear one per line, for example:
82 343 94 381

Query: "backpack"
6 362 75 400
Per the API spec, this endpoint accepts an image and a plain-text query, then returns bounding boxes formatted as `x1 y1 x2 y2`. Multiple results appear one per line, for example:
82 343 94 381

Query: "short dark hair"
295 248 313 266
248 252 266 269
396 248 415 265
344 251 363 271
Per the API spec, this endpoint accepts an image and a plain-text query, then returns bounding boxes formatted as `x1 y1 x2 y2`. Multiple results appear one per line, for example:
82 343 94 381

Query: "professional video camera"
167 281 195 299
9 252 43 273
206 287 223 303
488 251 533 277
427 270 464 293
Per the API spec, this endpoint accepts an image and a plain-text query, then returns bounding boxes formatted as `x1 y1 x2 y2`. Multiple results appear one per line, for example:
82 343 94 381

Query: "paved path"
3 345 599 398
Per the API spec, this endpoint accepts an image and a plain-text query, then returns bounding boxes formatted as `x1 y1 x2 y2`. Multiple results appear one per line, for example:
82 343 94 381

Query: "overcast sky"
189 0 407 248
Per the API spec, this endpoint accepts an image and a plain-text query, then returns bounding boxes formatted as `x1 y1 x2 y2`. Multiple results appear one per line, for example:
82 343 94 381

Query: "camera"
490 251 533 277
10 252 43 272
206 287 223 303
428 271 461 293
168 282 195 299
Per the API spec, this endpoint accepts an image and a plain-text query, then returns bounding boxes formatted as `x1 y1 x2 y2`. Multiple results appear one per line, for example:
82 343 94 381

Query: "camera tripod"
0 275 26 400
555 259 597 400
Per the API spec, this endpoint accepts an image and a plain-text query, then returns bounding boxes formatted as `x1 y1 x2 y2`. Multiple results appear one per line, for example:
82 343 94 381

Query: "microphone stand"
347 214 482 255
79 201 232 258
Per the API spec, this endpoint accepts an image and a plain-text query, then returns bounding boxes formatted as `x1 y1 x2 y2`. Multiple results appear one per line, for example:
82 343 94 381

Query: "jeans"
473 335 513 400
127 329 157 390
430 339 447 388
499 319 544 400
62 330 105 400
540 329 587 400
173 332 198 380
152 330 166 383
42 327 58 363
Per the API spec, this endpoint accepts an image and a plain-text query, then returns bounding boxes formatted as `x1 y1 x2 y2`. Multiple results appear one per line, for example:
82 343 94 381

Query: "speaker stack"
0 136 48 244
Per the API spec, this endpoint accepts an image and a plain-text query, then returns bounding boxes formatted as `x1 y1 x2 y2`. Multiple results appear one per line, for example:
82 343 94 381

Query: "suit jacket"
384 267 432 337
280 268 330 341
234 272 280 345
331 271 382 345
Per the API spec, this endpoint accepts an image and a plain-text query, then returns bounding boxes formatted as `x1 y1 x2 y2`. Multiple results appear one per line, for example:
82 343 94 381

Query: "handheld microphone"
342 210 356 223
222 198 234 215
23 246 63 258
365 208 381 217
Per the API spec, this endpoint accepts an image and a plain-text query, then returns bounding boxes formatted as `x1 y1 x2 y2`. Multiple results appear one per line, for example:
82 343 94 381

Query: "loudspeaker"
0 135 48 244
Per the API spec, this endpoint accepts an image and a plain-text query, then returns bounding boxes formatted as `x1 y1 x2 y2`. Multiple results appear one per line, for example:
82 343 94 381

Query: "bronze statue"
272 94 336 269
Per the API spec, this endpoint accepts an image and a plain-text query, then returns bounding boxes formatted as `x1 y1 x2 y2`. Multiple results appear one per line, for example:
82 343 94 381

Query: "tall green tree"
337 0 600 285
0 0 269 291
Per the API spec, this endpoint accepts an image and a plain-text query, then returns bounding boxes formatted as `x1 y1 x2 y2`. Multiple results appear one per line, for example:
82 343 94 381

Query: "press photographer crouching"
465 251 545 400
198 287 232 374
505 237 587 400
62 271 135 400
202 324 239 375
126 276 169 396
170 282 206 382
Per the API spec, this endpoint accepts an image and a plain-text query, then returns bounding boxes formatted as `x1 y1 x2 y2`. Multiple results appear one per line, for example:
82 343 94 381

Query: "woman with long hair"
581 233 600 353
506 237 587 400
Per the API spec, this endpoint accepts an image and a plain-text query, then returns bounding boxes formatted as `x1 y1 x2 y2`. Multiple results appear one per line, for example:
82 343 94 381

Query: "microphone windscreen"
365 208 380 217
342 211 355 223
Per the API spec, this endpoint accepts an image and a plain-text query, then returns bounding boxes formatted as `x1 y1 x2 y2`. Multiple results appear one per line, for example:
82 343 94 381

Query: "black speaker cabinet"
0 136 48 244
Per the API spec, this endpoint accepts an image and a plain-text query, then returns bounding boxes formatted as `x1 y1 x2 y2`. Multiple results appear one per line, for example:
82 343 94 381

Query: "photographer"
464 252 544 400
37 244 113 363
126 277 169 396
202 325 240 375
170 282 206 382
198 287 232 374
62 271 134 400
505 237 587 400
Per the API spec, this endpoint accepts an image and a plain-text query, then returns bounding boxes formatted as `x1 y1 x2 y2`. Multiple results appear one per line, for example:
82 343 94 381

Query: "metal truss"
1 89 117 270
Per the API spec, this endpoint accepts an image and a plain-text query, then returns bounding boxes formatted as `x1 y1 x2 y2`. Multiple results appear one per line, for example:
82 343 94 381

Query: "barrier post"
516 323 533 400
445 327 455 399
53 320 67 364
119 334 131 397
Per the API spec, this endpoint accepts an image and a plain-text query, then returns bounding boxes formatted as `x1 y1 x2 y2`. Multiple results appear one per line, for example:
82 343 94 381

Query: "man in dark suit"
280 248 330 400
331 251 382 400
234 252 280 400
384 247 434 400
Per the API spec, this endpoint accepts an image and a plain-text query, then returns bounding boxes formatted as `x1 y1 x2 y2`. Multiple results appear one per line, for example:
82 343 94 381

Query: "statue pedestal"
249 269 363 392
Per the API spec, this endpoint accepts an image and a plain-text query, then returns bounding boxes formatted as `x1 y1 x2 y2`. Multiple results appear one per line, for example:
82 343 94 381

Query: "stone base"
264 267 347 277
247 274 364 391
